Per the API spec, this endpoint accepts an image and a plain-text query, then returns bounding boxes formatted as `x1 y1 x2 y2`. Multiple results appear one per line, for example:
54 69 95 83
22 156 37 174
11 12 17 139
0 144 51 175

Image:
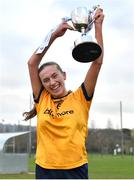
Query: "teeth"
51 85 59 90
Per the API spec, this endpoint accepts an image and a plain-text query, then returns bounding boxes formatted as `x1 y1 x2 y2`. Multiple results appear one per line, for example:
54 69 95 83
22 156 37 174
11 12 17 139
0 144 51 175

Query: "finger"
95 10 103 19
63 21 75 30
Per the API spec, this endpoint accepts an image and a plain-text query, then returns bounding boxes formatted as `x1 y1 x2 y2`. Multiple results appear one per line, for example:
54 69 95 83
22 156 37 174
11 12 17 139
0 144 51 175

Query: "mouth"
50 84 61 93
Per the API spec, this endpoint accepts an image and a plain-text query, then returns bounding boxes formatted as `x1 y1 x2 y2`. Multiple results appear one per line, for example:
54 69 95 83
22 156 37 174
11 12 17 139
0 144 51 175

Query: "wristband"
35 17 71 54
35 29 55 54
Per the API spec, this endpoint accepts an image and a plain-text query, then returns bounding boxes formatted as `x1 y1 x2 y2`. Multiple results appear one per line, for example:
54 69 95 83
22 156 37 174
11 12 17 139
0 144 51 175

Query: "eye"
52 73 58 79
43 78 49 83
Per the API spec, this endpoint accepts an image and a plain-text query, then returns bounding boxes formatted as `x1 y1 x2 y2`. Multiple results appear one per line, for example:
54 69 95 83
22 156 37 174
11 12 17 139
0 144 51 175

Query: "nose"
49 78 55 86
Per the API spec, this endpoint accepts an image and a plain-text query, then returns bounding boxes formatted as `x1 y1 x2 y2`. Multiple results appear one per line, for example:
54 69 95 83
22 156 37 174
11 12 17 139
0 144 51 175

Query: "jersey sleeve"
33 86 44 103
81 83 94 101
33 87 48 113
72 83 93 111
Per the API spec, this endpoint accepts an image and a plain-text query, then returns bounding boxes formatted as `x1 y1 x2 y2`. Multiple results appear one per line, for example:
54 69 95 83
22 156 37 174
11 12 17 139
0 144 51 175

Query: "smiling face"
39 64 67 98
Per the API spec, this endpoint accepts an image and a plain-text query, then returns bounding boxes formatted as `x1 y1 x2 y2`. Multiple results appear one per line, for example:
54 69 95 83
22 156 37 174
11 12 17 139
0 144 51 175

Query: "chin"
51 91 64 98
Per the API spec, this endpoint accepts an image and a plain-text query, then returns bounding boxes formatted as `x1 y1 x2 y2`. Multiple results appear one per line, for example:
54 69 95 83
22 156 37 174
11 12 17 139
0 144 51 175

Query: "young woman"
24 8 104 179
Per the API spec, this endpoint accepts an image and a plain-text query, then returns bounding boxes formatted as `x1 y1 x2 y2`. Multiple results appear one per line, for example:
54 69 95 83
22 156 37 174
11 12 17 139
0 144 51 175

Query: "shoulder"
72 83 93 101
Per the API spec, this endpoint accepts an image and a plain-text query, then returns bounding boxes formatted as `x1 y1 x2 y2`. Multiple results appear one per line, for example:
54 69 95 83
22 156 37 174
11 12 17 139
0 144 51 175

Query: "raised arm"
27 22 73 99
84 8 104 97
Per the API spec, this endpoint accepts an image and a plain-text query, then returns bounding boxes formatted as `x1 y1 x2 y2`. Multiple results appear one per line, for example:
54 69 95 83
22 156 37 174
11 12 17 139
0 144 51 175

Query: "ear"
63 72 66 80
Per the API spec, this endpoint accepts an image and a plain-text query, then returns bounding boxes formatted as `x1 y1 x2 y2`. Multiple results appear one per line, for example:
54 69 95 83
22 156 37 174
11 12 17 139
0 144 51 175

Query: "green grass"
88 154 134 179
0 173 34 179
28 154 35 173
0 154 134 179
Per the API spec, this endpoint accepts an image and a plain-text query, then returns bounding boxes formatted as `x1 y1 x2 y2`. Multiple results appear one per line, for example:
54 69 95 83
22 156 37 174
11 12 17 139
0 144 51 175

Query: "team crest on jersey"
56 100 64 109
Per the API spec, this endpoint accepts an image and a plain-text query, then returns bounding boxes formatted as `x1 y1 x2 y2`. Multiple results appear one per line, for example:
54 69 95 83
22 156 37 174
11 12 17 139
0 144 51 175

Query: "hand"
94 8 104 26
53 21 73 38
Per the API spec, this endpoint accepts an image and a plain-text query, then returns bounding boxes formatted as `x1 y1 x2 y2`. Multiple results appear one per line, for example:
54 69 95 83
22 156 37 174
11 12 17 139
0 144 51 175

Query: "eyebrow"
42 72 58 82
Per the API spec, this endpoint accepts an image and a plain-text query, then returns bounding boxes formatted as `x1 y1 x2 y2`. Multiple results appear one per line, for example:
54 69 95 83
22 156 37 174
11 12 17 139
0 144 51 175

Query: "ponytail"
23 105 37 121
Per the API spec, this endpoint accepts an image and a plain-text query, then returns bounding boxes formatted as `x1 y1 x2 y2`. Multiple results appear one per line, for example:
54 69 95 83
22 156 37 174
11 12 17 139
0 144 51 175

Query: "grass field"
0 154 134 179
88 154 134 179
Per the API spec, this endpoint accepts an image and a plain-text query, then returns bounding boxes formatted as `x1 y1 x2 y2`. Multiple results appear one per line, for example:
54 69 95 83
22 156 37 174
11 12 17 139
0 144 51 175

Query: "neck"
52 90 71 99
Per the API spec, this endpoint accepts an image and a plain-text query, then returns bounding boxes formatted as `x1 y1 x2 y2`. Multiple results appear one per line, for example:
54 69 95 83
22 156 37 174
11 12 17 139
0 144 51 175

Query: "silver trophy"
66 6 102 62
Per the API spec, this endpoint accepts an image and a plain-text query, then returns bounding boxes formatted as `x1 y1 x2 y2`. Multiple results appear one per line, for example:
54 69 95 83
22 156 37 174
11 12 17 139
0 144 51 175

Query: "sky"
0 0 134 129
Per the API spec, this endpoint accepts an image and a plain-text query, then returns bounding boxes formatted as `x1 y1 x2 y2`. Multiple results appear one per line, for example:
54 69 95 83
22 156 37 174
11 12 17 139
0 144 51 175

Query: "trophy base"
72 42 102 63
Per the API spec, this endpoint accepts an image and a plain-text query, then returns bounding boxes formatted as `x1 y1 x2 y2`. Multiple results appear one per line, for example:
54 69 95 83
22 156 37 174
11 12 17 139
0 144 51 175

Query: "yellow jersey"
35 83 93 169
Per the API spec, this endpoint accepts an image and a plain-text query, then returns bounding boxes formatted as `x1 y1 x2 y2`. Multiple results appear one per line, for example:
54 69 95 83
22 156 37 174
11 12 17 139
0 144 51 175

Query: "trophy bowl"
71 6 102 63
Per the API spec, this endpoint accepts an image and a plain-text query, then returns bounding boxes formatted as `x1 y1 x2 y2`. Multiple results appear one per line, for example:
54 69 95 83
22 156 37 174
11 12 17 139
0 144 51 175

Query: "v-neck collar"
51 90 72 101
